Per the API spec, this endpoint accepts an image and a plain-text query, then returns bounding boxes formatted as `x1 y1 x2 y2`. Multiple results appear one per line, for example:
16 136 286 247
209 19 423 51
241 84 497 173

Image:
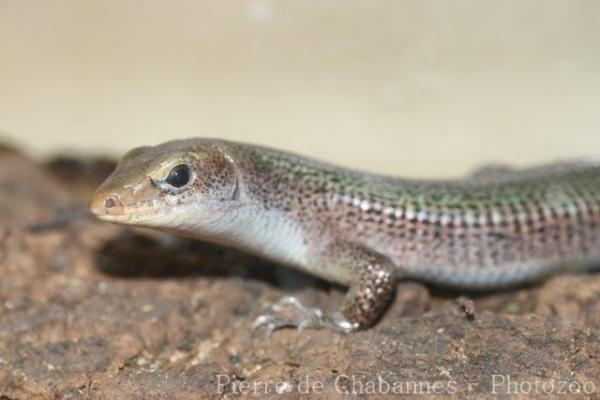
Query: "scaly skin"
90 139 600 332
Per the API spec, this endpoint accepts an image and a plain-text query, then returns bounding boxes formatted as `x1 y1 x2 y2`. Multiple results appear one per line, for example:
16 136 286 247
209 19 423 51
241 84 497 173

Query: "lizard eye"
165 164 191 188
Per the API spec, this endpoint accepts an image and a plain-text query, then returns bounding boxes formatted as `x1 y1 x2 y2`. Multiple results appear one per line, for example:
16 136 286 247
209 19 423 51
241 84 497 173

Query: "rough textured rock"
1 147 600 399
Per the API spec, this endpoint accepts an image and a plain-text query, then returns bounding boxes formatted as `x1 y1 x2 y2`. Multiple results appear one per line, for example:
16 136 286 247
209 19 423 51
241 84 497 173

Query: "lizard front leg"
253 242 397 333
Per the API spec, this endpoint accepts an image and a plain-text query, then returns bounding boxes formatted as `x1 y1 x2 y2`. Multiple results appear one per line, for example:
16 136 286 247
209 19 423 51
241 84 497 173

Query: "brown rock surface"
1 147 599 399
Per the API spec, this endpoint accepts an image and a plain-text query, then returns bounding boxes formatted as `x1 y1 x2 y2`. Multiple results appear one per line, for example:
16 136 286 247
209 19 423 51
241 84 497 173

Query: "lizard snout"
90 192 125 217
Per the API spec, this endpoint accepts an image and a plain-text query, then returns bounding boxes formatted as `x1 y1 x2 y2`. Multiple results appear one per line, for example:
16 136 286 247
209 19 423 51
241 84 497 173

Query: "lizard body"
90 139 600 332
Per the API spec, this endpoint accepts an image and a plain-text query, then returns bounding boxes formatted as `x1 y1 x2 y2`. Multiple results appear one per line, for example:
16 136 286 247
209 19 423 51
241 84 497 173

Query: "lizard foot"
252 296 358 334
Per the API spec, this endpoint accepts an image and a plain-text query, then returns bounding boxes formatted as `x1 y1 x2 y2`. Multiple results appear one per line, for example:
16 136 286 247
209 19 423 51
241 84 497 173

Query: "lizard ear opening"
230 174 240 201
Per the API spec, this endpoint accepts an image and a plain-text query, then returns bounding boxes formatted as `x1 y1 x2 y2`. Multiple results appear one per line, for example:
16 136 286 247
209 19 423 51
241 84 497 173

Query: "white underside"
403 260 574 289
159 204 311 268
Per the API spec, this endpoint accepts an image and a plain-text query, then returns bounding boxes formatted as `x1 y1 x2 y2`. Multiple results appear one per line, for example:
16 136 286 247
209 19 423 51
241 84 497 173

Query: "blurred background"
0 0 599 177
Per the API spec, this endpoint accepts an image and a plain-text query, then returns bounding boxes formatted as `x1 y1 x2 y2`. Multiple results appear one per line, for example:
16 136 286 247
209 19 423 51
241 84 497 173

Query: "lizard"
89 138 600 333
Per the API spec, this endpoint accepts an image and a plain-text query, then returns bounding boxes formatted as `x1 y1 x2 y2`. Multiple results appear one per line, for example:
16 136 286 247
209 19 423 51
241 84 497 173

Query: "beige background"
1 0 599 177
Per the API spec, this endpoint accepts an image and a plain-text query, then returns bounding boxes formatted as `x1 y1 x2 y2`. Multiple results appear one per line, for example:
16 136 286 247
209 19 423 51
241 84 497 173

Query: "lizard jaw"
89 190 167 224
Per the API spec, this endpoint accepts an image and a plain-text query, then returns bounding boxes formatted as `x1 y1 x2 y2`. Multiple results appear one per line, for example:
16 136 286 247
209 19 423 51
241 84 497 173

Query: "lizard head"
90 139 240 230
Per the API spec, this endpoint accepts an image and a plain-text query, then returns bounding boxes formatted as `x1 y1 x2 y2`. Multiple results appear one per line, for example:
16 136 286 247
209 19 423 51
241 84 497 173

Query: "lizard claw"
252 296 358 334
252 296 322 334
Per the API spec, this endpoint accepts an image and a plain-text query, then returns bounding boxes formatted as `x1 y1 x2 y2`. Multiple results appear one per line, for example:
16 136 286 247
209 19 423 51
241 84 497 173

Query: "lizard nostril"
104 195 120 209
90 192 125 217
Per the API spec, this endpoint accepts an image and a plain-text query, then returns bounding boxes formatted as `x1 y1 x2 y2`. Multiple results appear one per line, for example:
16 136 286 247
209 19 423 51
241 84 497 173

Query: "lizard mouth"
89 191 170 223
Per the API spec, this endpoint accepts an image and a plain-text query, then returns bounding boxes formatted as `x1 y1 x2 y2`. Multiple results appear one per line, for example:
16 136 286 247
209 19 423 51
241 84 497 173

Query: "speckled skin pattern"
91 139 600 332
